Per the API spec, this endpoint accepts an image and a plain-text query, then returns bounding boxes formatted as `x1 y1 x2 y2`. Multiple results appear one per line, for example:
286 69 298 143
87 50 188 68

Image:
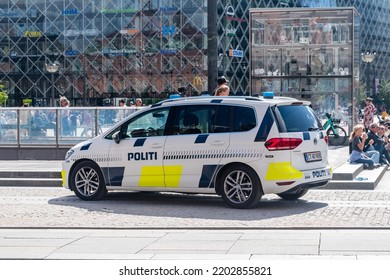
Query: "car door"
163 104 230 190
106 107 170 188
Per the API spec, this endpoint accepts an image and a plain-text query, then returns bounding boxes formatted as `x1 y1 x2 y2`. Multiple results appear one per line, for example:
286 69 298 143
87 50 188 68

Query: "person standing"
213 76 229 96
116 99 127 121
59 96 71 136
215 85 230 96
135 98 143 107
363 97 376 131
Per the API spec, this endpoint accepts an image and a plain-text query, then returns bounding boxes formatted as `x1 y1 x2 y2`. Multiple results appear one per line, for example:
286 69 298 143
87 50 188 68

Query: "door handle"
151 144 163 148
210 140 225 146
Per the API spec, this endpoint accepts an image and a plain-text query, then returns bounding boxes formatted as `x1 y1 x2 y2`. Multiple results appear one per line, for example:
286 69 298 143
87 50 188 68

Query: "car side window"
105 108 170 139
167 105 217 135
211 105 231 133
125 108 169 138
232 106 256 132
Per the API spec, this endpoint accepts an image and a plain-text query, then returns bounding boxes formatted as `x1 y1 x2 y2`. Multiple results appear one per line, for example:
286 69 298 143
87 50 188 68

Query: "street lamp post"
45 62 59 107
361 51 376 97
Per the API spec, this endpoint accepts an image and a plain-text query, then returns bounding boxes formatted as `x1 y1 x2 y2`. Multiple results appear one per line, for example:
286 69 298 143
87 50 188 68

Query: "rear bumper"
262 164 332 194
279 179 329 194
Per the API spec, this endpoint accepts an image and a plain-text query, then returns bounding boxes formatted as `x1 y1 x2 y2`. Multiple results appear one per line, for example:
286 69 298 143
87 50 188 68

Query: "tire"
70 161 107 201
218 164 263 209
277 189 308 200
327 125 347 146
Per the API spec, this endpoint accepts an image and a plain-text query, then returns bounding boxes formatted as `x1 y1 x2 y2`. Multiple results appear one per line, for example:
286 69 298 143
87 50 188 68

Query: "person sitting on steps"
364 122 390 166
349 124 380 170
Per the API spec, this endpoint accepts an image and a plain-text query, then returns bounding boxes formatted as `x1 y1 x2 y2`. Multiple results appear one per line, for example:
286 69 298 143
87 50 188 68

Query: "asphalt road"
1 180 390 229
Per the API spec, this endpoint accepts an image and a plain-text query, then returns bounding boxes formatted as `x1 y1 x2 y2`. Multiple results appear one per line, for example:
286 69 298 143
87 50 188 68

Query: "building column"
207 0 217 94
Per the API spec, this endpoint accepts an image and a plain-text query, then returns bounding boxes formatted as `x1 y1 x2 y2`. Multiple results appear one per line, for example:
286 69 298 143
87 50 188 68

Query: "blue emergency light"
262 91 274 99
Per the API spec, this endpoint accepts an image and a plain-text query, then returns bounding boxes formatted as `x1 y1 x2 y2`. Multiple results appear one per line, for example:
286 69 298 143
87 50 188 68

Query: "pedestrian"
353 98 360 125
215 84 230 96
81 110 93 137
213 76 229 95
59 96 71 136
374 124 390 166
349 124 380 169
69 112 79 136
118 99 126 107
363 97 376 131
116 99 127 120
135 98 143 107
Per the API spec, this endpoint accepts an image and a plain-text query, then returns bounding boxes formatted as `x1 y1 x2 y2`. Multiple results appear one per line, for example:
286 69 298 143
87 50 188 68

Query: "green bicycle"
322 113 348 146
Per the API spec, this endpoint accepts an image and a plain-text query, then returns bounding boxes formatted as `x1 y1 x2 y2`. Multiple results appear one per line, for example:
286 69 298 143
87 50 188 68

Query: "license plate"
304 151 322 162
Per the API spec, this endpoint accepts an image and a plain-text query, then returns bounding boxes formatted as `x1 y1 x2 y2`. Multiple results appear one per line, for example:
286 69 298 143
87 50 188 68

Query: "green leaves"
0 81 8 106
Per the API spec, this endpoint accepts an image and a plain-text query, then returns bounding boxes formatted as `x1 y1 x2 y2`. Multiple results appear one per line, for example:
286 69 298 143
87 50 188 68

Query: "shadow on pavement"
49 191 328 222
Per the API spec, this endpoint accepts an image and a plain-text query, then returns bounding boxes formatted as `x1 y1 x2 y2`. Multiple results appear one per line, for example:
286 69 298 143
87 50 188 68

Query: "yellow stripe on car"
265 162 303 180
61 170 67 187
139 166 165 187
138 165 182 187
164 165 183 188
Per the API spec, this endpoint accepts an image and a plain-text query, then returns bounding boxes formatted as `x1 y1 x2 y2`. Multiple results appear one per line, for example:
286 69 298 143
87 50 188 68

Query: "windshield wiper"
308 127 319 131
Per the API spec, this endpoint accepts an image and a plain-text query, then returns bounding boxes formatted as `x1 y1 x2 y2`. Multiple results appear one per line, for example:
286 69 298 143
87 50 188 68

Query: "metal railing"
0 107 140 147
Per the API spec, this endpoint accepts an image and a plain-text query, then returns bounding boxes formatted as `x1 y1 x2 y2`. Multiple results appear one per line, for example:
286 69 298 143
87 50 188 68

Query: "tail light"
264 138 303 151
324 135 329 145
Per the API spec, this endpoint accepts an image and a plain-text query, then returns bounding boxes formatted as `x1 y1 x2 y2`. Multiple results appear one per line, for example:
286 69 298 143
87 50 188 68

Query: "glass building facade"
217 0 390 96
0 0 208 106
0 0 389 107
250 8 358 131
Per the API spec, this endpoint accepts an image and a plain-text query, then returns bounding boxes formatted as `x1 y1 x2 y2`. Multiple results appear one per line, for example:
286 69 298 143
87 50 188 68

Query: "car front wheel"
219 165 263 209
70 161 107 201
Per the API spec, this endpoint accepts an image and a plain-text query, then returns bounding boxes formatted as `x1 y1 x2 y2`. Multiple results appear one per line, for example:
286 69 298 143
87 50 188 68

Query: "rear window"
274 105 321 133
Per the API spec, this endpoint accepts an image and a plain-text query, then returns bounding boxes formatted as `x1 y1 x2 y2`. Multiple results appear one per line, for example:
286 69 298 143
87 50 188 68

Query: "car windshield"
274 105 321 132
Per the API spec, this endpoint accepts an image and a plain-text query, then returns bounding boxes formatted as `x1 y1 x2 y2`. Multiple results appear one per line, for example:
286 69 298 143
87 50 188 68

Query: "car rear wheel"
219 165 263 209
277 189 308 200
70 161 107 201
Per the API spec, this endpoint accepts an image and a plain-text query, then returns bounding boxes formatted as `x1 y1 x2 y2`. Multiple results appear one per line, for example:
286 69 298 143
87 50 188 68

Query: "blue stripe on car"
101 167 125 186
80 143 92 151
255 107 274 142
134 138 146 147
198 165 221 188
195 134 209 144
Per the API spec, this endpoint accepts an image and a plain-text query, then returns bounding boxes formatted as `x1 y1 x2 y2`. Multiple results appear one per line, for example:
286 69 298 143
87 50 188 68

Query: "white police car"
62 95 332 209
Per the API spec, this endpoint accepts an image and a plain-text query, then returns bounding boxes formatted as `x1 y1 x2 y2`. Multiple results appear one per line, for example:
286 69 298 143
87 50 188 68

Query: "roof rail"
151 95 264 107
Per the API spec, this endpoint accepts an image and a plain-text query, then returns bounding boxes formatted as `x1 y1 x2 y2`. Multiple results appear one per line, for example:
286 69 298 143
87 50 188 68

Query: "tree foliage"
0 81 8 106
378 80 390 111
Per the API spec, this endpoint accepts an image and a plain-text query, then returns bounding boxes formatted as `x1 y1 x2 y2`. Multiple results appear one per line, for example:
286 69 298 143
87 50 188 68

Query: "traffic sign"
229 49 243 58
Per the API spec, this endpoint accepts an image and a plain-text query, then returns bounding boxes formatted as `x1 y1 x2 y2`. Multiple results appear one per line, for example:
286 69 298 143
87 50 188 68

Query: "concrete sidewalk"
328 145 349 169
1 228 390 260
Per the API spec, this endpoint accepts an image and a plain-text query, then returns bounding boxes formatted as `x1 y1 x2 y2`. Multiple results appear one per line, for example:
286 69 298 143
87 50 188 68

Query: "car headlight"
65 149 74 160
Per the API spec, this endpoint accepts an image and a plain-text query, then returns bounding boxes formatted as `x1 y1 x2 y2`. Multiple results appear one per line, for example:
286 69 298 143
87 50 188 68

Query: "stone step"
324 166 387 190
0 170 61 179
331 162 364 181
0 178 62 187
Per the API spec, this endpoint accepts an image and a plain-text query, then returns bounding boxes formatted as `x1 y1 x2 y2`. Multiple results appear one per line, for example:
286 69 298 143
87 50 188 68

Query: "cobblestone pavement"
1 146 389 229
1 182 390 229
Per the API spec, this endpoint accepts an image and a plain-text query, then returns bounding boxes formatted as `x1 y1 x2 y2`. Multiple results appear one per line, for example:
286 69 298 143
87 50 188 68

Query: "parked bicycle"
322 113 347 146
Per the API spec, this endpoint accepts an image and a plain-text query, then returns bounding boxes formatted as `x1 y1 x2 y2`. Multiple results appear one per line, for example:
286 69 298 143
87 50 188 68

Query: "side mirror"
113 131 121 144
